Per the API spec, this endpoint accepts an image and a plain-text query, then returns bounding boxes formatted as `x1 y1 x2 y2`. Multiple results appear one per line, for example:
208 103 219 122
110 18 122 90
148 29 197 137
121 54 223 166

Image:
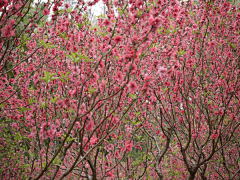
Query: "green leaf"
40 101 47 108
66 137 76 142
89 87 95 94
28 97 34 105
0 103 7 108
118 134 123 140
74 57 81 63
157 27 164 34
53 158 62 166
129 93 136 99
59 32 67 38
18 106 32 112
177 48 186 56
29 87 36 91
43 162 46 168
51 97 59 103
64 72 71 77
40 71 59 84
84 58 94 63
40 39 47 48
134 121 141 126
229 42 236 49
51 77 60 81
166 28 170 34
71 52 76 59
136 112 141 116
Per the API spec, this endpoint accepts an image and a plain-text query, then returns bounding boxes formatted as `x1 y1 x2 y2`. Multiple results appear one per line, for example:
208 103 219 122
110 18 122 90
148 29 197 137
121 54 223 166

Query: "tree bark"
188 173 196 180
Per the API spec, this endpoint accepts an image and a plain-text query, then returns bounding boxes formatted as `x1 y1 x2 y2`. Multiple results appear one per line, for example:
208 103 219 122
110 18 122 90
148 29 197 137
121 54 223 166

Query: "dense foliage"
1 0 240 179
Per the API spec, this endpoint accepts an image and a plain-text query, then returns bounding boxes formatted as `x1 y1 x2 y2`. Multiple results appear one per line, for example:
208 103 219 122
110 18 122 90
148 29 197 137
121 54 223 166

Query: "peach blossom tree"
0 0 240 179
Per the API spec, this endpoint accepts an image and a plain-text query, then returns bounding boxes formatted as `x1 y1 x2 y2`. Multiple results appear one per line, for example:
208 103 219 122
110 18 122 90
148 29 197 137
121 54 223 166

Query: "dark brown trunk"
188 172 196 180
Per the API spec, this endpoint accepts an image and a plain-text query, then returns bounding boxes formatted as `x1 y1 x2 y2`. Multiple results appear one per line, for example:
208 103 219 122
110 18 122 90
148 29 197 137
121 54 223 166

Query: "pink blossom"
0 0 8 8
125 140 133 152
28 131 35 139
55 119 61 127
43 8 50 15
158 66 167 76
103 19 110 26
132 35 138 43
2 25 15 37
52 5 58 12
105 144 114 152
136 145 142 151
126 62 137 74
38 28 44 33
128 81 138 93
40 148 45 156
48 128 56 141
114 36 123 44
56 132 62 138
65 3 70 8
90 136 98 145
111 133 117 139
115 150 121 159
104 35 110 41
99 80 105 91
75 122 81 128
148 16 155 26
164 81 171 86
68 89 76 98
86 120 94 132
106 171 114 177
192 134 197 139
144 75 153 83
115 71 124 82
211 130 219 139
92 72 99 84
111 116 118 125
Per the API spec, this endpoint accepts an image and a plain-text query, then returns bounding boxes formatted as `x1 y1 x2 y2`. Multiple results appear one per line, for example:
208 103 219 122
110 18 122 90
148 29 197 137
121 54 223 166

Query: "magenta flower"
90 136 98 145
1 25 15 37
128 81 138 93
125 140 133 152
115 71 124 82
0 0 8 8
114 36 123 44
43 8 50 15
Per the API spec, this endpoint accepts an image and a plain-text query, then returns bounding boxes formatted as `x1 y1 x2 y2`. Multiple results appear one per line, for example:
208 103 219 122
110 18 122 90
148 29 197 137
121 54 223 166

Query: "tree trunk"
200 174 208 180
188 173 196 180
